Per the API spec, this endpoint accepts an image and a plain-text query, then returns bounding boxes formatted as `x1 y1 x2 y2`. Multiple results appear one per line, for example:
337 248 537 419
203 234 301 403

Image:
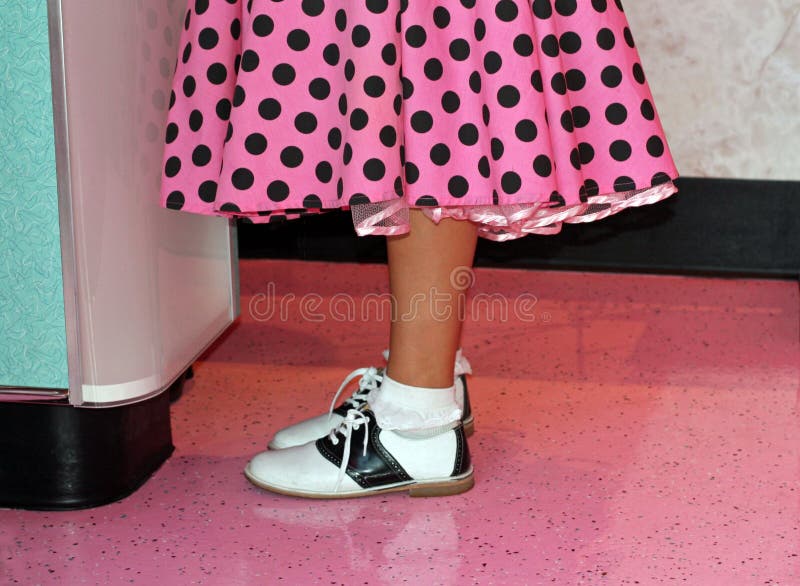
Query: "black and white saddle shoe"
267 350 474 450
246 408 474 499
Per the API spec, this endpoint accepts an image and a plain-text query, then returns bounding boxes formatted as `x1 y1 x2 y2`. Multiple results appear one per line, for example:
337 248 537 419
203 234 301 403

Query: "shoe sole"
244 466 475 499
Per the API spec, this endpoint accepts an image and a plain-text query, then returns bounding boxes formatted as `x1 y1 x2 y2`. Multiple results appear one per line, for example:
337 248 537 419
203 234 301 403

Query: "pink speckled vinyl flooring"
2 259 799 585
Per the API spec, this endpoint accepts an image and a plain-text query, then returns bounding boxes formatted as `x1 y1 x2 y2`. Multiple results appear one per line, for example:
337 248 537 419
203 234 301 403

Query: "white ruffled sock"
368 373 462 435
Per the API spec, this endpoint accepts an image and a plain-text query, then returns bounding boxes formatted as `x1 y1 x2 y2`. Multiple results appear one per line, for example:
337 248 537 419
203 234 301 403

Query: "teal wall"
0 2 68 389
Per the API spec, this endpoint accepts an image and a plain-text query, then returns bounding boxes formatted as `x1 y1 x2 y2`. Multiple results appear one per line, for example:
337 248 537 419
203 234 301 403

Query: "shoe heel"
408 472 474 498
462 416 475 438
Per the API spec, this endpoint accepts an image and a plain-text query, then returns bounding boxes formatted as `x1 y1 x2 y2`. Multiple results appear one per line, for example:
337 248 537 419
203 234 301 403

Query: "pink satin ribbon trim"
352 182 678 241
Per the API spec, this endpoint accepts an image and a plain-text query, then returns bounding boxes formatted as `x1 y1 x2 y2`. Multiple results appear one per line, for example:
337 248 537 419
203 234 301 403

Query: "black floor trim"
238 177 800 278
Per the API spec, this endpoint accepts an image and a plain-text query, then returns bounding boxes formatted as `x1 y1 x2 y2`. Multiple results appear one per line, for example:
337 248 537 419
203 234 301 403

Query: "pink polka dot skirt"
161 0 679 240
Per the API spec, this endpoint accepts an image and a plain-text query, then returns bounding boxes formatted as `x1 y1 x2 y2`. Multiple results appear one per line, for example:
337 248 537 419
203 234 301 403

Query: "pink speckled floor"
3 259 799 585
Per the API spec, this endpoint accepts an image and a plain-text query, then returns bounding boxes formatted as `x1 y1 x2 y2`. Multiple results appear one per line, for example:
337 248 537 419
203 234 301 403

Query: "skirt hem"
350 180 679 241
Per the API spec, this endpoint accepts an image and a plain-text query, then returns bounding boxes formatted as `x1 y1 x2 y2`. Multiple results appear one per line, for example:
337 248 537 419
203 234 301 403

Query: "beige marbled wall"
626 1 800 180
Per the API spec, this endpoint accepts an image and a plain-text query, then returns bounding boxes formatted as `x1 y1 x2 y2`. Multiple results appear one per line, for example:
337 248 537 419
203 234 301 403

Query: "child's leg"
264 210 477 450
245 210 479 498
385 209 478 389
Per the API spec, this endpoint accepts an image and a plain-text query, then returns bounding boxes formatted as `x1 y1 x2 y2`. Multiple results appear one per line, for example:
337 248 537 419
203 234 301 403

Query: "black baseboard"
0 386 177 510
238 177 800 279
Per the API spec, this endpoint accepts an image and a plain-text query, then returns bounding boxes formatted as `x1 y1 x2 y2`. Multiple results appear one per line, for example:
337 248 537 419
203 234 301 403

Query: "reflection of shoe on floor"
378 510 461 585
247 408 474 499
252 499 366 528
267 349 474 449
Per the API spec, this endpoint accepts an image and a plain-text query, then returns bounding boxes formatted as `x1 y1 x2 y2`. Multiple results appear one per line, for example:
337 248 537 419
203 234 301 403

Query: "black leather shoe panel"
349 425 412 489
315 410 412 489
316 435 344 469
451 425 471 477
459 374 471 422
331 403 353 417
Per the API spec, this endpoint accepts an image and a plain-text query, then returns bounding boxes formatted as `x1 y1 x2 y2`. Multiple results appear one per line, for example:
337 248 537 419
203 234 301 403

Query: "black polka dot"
272 63 296 85
405 162 420 184
448 176 469 198
258 98 282 120
280 147 304 168
596 28 615 50
164 157 182 177
614 176 636 191
295 112 318 134
206 63 227 85
309 78 331 100
641 99 655 120
288 29 311 51
198 28 218 50
515 120 538 142
450 39 471 61
646 135 665 157
652 172 671 185
442 91 461 113
198 181 218 202
533 155 552 177
315 162 333 183
601 65 623 87
364 75 386 97
430 143 451 166
252 15 275 37
411 111 434 133
501 172 521 194
532 0 553 19
419 59 441 83
610 139 632 161
458 123 479 146
363 158 386 181
491 138 505 161
605 103 628 125
559 32 581 54
267 180 290 202
497 86 521 108
232 168 254 190
350 108 369 130
578 142 595 165
165 123 179 143
241 50 260 72
166 191 185 210
245 133 267 155
406 25 427 48
555 0 578 16
478 156 491 178
303 194 323 208
572 106 591 128
380 125 397 147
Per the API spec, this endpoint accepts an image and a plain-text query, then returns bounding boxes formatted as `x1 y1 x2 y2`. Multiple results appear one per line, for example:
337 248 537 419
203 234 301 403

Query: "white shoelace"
327 408 371 492
327 366 383 422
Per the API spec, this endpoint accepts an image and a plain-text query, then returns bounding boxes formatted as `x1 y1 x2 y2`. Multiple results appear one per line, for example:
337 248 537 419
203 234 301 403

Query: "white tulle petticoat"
350 181 678 241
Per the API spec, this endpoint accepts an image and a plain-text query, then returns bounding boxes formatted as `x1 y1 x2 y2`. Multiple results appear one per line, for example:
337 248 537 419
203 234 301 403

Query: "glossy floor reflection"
3 259 799 585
